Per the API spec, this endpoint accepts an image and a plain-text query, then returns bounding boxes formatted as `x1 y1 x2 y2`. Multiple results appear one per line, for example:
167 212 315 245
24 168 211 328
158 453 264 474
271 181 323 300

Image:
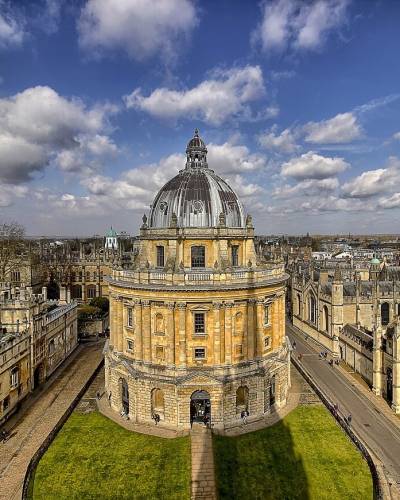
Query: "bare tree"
0 222 26 282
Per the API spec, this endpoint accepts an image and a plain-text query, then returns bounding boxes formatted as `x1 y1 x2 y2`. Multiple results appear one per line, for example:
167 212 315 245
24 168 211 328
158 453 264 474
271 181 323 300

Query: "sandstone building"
0 285 78 424
105 130 290 430
290 260 400 413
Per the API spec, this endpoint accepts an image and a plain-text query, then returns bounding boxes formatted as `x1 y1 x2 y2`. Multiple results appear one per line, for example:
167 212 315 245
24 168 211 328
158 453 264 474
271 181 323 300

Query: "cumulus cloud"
273 177 339 198
253 0 349 53
124 66 266 125
257 125 299 153
0 86 116 182
0 183 27 207
78 0 198 62
281 151 349 179
378 193 400 209
304 112 362 144
207 141 267 174
0 3 25 49
393 132 400 141
342 157 400 198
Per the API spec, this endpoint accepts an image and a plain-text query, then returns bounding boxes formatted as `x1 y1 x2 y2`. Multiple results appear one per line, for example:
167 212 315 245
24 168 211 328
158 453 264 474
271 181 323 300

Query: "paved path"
0 342 104 500
288 322 400 493
191 423 217 500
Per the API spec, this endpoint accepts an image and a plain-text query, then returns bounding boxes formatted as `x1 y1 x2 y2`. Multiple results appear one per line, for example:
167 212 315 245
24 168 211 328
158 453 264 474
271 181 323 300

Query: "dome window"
192 200 203 214
159 202 168 214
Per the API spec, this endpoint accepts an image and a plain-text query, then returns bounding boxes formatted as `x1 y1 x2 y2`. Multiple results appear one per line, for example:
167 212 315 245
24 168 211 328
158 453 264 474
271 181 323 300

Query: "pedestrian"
96 391 100 399
240 410 247 425
298 353 302 361
347 414 352 426
329 359 333 367
305 335 308 341
333 403 339 416
292 340 296 350
108 391 112 406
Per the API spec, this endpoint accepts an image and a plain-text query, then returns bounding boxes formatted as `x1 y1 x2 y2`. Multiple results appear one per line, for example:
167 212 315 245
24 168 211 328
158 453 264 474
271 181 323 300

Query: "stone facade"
105 131 290 430
290 260 400 413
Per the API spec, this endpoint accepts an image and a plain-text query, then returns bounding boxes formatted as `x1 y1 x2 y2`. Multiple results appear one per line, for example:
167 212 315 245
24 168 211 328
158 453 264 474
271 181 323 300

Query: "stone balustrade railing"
109 264 286 287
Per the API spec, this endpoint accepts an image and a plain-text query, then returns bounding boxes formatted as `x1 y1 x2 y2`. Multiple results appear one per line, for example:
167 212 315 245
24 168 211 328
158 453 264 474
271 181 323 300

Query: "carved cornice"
176 302 186 310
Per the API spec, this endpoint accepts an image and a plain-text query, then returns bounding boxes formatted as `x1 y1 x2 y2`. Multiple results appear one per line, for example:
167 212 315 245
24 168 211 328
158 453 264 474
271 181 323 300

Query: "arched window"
87 285 96 299
381 302 390 326
322 305 329 332
235 312 243 334
151 388 165 418
120 378 129 415
155 313 164 333
308 294 316 324
397 303 400 317
297 294 301 316
236 386 249 411
191 246 205 268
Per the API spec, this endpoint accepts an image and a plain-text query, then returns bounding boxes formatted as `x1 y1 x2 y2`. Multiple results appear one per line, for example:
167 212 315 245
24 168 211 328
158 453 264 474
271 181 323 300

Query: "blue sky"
1 0 400 236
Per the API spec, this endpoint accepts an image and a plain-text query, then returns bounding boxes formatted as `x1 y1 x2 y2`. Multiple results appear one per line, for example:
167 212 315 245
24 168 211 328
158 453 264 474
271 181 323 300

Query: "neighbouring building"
290 259 400 413
0 284 78 424
105 130 290 430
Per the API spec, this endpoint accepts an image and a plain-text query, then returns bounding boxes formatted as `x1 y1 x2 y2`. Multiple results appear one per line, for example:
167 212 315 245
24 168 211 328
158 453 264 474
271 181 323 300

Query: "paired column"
177 303 186 366
134 300 143 360
213 302 221 365
142 300 151 363
167 302 175 365
247 299 256 359
224 302 233 365
117 298 124 352
256 299 265 357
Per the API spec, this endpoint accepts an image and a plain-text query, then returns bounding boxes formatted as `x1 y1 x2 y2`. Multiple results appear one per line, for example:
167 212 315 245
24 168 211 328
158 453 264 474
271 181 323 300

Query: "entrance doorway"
387 368 393 403
33 363 44 389
190 390 211 424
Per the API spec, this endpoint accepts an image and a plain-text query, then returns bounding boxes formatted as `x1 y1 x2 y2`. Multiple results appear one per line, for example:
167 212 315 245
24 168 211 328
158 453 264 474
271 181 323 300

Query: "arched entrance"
190 390 211 424
34 363 45 389
121 378 129 415
387 368 393 403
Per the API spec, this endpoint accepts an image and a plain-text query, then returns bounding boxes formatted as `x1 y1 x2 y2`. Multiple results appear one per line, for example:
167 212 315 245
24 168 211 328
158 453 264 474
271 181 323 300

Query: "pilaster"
177 302 186 366
224 302 233 365
142 300 151 363
167 302 175 365
247 299 256 359
134 300 143 360
213 302 222 365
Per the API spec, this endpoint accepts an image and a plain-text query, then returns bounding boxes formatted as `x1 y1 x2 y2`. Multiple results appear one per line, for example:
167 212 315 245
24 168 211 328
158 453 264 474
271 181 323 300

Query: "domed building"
105 130 290 430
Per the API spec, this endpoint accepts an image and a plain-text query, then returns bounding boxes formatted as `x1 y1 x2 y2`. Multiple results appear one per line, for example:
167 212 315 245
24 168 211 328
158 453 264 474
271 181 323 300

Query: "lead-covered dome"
148 130 245 229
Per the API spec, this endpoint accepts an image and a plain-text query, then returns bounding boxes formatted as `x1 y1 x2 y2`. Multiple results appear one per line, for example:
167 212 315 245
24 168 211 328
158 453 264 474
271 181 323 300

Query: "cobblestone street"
0 342 104 500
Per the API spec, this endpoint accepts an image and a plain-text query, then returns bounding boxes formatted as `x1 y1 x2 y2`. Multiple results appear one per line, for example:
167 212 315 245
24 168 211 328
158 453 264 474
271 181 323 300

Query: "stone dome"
148 130 245 229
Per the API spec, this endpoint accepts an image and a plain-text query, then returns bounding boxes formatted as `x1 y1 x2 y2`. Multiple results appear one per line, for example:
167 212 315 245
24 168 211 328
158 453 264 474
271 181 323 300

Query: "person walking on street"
347 414 352 427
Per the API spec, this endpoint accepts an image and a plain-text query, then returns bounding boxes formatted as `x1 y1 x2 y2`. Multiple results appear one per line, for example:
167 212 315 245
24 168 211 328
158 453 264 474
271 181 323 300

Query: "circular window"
193 200 203 213
159 201 168 212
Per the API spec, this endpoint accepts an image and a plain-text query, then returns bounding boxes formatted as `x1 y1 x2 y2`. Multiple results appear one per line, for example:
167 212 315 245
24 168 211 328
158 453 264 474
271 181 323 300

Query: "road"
287 322 400 487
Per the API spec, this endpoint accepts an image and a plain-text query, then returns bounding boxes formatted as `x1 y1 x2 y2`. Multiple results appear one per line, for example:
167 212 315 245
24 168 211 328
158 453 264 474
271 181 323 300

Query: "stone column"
373 319 383 396
177 303 186 366
247 299 256 359
224 302 233 365
213 302 221 365
134 300 143 361
167 302 175 365
256 299 265 357
109 293 117 350
117 297 124 352
142 300 151 363
66 286 71 303
392 322 400 413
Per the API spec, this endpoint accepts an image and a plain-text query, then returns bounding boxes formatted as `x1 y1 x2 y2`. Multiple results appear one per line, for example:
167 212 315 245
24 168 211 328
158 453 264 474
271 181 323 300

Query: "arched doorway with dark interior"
190 390 211 425
120 378 129 415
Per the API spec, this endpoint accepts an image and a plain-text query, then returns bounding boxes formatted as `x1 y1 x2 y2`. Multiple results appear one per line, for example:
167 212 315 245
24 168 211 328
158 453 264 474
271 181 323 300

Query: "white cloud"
281 151 349 179
78 0 198 63
124 66 266 125
0 183 27 207
378 193 400 209
393 132 400 141
0 3 24 49
207 141 267 174
304 112 362 144
257 126 299 153
342 158 400 198
273 177 339 198
253 0 349 53
0 86 116 182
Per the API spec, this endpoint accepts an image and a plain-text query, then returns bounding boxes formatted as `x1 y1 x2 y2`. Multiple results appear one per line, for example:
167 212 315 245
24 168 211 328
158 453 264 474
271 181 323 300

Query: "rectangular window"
156 246 165 267
194 312 205 334
194 347 206 360
10 367 19 388
127 339 134 351
232 245 239 267
127 308 133 328
156 346 164 360
264 305 270 326
191 246 205 268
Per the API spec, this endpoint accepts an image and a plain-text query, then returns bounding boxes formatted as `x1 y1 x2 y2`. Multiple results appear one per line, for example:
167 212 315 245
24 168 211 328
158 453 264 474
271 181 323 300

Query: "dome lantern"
185 128 208 169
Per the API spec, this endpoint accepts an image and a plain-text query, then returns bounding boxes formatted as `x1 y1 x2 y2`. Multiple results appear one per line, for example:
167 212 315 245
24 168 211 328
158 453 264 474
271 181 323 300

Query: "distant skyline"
1 0 400 235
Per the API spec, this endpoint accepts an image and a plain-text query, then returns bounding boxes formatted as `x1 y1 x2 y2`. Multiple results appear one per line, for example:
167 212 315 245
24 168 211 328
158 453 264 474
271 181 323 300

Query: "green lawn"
30 412 191 500
214 405 373 500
